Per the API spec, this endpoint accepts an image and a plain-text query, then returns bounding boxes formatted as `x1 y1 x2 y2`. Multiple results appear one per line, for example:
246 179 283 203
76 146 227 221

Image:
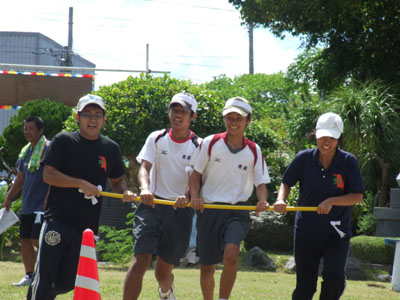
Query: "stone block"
390 189 400 208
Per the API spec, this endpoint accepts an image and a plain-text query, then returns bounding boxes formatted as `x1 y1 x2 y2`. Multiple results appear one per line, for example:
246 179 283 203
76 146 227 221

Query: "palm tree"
330 81 400 207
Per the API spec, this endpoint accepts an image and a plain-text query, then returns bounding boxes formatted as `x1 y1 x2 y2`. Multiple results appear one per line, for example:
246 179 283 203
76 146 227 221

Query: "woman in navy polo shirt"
273 112 364 300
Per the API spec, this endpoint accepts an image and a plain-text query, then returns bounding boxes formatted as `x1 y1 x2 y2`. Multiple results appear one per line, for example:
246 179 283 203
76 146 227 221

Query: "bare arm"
137 160 154 206
255 183 269 215
273 182 291 213
109 176 136 202
43 164 100 197
3 171 24 210
318 193 363 214
189 170 204 212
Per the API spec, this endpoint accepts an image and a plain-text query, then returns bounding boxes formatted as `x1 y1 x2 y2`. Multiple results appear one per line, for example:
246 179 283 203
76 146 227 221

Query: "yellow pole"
100 191 318 212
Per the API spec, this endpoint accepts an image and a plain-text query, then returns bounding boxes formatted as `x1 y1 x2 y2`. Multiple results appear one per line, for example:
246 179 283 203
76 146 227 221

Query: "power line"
0 63 170 74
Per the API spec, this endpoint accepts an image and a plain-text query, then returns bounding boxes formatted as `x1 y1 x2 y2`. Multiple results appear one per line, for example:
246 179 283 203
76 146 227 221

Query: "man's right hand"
79 181 101 198
190 196 204 213
273 199 287 214
140 188 155 207
3 197 12 211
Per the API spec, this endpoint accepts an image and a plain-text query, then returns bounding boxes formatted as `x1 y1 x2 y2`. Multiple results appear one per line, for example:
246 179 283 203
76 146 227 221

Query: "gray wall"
0 31 95 72
0 109 18 135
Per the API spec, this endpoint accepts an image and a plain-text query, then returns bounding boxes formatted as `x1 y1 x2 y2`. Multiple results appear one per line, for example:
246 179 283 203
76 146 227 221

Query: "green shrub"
2 99 71 168
0 185 21 261
96 211 134 265
357 214 377 236
350 235 395 264
351 192 378 236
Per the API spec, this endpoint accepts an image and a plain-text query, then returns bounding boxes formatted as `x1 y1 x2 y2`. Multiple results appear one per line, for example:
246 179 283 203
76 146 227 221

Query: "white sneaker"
159 285 176 300
12 274 32 286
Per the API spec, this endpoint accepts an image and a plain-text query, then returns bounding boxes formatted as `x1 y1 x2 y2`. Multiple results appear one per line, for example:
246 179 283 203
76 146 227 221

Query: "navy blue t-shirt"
17 141 50 214
282 148 364 240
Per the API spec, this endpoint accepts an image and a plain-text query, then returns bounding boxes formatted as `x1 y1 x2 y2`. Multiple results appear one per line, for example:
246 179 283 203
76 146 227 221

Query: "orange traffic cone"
73 228 101 300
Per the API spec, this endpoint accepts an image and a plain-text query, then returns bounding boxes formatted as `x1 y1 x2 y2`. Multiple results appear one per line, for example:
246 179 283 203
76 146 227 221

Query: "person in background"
4 116 49 287
273 112 364 300
190 96 270 300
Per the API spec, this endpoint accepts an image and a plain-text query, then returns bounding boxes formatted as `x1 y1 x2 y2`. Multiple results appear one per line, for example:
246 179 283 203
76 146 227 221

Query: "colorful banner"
0 105 19 110
0 70 94 79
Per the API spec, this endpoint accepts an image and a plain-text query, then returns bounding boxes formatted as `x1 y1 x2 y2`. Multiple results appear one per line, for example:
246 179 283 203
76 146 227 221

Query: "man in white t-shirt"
190 96 270 300
123 92 202 300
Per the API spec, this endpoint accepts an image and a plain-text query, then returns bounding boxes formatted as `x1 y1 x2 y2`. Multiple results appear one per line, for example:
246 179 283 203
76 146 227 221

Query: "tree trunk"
124 152 140 193
375 155 388 207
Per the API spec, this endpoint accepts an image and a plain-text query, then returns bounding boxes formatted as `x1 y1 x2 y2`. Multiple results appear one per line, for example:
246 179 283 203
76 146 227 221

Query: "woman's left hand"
317 198 333 214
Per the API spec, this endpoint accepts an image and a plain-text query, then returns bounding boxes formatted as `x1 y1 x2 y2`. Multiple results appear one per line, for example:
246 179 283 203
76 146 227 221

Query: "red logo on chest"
333 174 344 190
99 156 107 172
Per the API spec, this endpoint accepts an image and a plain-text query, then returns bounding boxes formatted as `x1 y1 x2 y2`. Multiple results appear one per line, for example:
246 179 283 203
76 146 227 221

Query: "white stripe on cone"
79 245 97 260
75 275 100 293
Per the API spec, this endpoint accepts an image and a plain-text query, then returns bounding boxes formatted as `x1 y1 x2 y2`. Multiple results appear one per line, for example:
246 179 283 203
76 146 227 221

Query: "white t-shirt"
137 128 202 200
193 132 270 204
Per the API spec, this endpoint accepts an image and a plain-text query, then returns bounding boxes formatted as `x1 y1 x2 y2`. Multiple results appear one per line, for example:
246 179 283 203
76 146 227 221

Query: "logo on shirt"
214 157 222 163
333 174 344 190
99 156 107 172
161 150 168 155
238 164 248 171
182 154 192 160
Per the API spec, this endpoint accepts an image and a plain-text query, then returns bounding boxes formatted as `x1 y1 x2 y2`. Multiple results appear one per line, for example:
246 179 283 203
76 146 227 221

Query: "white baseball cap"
77 94 105 112
223 97 252 117
169 92 197 113
315 112 343 139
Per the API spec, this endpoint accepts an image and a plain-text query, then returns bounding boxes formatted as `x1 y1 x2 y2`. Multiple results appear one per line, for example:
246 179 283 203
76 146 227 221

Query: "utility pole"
68 7 73 51
62 7 73 67
248 23 254 74
146 43 150 73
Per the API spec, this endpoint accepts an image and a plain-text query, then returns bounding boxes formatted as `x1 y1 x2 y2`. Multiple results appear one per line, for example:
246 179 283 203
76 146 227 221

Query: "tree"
64 73 280 190
203 73 303 118
329 81 400 207
1 99 72 170
230 0 400 92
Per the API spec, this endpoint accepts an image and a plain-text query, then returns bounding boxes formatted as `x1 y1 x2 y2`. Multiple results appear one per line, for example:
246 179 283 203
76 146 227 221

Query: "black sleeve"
40 132 69 170
108 142 125 179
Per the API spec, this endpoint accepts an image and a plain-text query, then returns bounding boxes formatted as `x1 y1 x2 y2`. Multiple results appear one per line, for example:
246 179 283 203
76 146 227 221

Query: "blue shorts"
196 206 250 265
20 213 43 239
133 201 194 265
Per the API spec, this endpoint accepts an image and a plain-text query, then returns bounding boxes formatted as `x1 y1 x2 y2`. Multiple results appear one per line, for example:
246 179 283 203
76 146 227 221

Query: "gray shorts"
196 206 250 265
133 201 194 265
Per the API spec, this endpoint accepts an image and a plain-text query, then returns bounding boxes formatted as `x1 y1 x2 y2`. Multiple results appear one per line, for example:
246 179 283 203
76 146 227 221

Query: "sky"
1 0 302 90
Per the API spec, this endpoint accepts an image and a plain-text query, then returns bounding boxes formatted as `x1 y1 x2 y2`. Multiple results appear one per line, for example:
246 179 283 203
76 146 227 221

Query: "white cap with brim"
223 106 249 117
77 94 105 112
315 112 343 139
223 97 252 117
169 92 197 113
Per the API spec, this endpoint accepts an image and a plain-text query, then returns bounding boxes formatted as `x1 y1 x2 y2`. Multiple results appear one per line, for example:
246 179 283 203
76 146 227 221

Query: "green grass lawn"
1 260 398 300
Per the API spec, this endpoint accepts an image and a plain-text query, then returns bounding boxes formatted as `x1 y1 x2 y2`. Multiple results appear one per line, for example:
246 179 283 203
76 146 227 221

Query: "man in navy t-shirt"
4 116 49 287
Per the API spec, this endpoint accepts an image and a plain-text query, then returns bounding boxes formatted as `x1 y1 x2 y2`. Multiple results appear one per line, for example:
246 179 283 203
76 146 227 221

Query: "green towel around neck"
18 135 47 172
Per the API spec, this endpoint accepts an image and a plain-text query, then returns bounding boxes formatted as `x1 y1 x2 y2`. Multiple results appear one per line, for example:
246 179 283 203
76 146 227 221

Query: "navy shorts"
196 206 250 266
20 213 43 239
133 200 194 265
28 218 83 299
